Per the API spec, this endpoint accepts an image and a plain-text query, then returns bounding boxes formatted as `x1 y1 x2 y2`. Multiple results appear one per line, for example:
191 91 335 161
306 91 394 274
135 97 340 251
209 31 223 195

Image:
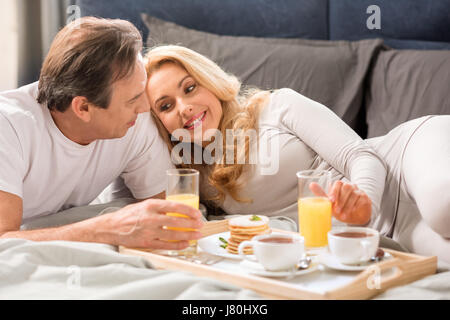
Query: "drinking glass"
164 168 200 256
297 170 332 248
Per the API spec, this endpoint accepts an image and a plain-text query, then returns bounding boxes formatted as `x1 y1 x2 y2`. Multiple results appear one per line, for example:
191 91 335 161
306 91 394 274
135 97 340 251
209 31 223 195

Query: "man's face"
90 57 149 139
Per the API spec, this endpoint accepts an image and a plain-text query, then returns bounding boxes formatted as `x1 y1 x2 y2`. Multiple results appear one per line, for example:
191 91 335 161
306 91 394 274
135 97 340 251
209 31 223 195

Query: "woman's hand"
309 181 372 225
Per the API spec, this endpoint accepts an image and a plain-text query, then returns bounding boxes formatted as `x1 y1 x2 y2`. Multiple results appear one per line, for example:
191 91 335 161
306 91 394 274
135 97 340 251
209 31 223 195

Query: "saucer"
198 231 289 261
239 259 319 278
197 231 251 260
318 251 393 271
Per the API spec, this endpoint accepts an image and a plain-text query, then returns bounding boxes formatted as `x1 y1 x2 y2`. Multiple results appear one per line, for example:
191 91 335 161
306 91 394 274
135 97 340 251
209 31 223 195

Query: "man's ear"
71 96 92 122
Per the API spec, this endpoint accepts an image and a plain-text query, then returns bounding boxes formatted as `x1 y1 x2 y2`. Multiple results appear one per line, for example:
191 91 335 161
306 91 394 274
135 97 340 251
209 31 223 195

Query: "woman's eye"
160 103 172 112
185 84 196 94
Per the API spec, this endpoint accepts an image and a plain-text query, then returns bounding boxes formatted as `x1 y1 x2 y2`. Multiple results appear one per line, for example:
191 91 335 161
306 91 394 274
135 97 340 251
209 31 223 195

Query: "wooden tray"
119 220 437 300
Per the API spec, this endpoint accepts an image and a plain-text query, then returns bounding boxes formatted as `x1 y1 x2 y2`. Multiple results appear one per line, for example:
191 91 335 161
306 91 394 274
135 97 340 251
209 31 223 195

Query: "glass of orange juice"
164 168 200 256
297 170 332 249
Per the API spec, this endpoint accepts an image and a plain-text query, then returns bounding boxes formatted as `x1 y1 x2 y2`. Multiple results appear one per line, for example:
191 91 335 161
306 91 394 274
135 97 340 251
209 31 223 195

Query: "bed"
3 200 449 300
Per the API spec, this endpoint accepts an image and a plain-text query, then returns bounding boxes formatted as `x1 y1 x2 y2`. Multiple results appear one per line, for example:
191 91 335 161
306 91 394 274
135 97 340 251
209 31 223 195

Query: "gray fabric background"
143 15 384 132
366 49 450 138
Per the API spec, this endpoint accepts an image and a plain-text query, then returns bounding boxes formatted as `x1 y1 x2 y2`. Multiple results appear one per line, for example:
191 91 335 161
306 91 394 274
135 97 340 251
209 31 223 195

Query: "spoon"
370 248 385 263
297 256 312 270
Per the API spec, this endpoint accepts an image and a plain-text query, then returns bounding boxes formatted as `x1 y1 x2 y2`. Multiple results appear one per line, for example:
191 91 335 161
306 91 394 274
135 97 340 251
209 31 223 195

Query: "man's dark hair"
37 17 143 112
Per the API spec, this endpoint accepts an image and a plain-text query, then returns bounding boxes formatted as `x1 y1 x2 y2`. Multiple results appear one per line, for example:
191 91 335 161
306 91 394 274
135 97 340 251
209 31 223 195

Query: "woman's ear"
70 96 92 122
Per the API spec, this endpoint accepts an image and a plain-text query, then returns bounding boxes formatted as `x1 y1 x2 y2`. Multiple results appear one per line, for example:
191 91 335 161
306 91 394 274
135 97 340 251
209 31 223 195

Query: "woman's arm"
274 88 387 225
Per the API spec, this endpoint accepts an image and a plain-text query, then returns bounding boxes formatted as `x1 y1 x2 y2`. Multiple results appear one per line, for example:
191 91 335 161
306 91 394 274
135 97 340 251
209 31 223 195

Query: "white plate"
198 231 288 260
318 251 393 271
239 259 319 278
197 232 245 260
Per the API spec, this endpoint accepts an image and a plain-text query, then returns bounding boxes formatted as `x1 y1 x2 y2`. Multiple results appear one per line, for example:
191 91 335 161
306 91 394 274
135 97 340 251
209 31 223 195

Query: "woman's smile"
184 111 207 130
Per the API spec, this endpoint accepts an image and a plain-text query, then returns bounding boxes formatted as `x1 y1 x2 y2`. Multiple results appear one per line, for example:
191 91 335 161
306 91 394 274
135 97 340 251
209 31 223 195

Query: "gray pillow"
142 14 384 132
366 49 450 138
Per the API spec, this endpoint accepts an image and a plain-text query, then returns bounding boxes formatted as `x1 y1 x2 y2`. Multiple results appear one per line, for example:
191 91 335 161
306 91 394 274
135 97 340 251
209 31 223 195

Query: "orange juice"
165 194 200 245
298 197 332 247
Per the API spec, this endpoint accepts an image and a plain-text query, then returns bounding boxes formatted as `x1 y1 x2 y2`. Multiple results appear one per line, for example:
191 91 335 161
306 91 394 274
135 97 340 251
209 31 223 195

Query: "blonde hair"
144 45 270 205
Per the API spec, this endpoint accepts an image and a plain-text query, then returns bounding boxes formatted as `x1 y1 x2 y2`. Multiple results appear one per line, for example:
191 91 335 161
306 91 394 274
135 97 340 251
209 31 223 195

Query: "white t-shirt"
0 82 173 224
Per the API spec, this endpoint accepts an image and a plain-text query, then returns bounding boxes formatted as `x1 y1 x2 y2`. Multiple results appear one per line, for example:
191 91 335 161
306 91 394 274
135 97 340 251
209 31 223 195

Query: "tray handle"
363 258 404 291
327 257 407 299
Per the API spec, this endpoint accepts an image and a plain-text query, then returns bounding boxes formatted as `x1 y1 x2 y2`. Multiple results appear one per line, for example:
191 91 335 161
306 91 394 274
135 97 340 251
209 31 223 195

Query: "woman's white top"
206 88 433 236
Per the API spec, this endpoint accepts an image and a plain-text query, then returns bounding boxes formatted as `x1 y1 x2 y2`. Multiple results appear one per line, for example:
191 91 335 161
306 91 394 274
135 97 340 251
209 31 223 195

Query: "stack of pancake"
226 215 271 255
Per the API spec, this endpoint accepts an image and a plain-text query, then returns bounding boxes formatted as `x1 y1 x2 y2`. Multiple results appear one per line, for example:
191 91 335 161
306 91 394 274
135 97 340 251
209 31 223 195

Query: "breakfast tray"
119 220 437 300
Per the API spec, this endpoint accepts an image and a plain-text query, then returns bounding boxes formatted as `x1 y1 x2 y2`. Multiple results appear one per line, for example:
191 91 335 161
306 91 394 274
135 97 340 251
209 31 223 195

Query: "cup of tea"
238 234 305 271
327 227 380 265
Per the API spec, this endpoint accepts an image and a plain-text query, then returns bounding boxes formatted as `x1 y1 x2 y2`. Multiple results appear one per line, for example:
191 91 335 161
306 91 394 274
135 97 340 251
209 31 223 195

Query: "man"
0 17 203 249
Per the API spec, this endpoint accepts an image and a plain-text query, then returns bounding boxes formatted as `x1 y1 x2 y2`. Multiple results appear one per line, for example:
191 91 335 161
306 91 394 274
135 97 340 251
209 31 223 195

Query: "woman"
144 45 450 263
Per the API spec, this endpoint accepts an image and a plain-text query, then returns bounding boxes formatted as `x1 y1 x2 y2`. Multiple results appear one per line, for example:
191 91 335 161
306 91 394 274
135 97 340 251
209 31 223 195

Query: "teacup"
327 227 380 265
238 233 305 271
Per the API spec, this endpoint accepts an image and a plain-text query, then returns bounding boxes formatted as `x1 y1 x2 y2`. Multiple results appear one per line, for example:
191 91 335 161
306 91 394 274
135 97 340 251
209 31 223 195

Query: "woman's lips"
184 111 206 130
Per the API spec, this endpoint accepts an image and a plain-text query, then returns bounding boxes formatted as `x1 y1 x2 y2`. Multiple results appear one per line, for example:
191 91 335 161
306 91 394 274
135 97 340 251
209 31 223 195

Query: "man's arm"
0 191 23 235
0 190 204 249
0 190 110 242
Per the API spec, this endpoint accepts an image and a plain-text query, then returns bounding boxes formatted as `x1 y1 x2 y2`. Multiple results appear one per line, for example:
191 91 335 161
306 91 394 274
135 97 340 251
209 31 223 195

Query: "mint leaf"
219 237 228 244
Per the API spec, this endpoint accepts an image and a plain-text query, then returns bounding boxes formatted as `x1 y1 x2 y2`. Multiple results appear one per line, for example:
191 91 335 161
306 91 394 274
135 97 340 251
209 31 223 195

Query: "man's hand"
309 181 371 225
104 199 205 249
0 190 204 250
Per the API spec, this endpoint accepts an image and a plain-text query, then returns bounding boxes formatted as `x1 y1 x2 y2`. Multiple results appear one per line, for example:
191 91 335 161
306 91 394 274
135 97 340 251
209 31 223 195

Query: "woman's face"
147 63 223 142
